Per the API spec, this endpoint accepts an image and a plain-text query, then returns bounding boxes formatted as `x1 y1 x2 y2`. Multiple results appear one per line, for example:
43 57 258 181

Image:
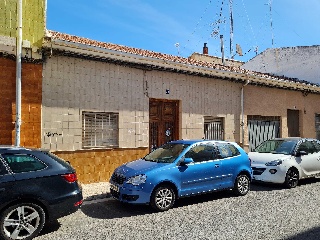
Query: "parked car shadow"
81 190 235 220
251 177 320 191
285 225 320 240
38 219 61 237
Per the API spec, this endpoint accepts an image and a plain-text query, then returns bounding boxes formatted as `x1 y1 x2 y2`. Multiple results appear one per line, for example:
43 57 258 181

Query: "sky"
46 0 320 62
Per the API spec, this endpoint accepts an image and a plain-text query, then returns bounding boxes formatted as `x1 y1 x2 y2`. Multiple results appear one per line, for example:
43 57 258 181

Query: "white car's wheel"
0 203 45 240
285 168 299 188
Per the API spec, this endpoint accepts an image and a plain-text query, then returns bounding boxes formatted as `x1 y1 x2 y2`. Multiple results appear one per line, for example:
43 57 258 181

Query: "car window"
312 141 320 152
298 141 317 154
216 144 240 158
2 154 47 173
185 144 217 162
0 159 8 175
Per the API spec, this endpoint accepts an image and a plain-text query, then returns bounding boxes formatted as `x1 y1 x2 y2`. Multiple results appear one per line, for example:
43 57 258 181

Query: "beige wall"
243 85 320 150
42 55 242 151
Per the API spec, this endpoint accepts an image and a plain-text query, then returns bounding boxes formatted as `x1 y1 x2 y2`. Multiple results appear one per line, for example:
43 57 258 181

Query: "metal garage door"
248 120 280 151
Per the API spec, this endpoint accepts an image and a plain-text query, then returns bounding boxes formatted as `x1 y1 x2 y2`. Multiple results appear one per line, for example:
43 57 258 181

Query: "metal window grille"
82 112 119 148
204 117 224 140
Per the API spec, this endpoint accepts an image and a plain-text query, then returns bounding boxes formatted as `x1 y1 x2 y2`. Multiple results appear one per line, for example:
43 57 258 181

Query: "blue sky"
47 0 320 62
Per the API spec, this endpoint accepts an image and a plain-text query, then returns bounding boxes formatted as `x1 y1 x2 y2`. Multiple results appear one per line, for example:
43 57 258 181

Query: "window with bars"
82 112 119 148
204 117 224 140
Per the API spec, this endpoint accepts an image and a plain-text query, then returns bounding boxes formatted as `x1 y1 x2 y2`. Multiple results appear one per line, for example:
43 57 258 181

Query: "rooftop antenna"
229 0 234 59
269 0 274 47
175 43 180 56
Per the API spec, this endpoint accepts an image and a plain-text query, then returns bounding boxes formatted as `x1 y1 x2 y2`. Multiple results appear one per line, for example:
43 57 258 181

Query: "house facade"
1 1 320 183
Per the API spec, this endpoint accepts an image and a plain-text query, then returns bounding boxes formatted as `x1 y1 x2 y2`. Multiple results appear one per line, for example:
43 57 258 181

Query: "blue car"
110 139 252 211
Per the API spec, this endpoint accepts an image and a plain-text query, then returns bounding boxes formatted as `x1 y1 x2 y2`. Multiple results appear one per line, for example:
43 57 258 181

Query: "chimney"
203 43 208 55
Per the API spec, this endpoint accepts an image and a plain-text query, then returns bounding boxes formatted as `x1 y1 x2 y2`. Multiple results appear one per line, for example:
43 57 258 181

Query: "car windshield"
144 143 190 163
254 140 297 155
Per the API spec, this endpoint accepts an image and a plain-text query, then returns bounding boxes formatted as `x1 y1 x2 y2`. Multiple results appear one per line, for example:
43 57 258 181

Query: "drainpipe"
15 0 23 146
241 80 250 148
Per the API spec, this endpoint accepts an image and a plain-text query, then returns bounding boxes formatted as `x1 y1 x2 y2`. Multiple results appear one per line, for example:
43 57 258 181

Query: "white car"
249 138 320 188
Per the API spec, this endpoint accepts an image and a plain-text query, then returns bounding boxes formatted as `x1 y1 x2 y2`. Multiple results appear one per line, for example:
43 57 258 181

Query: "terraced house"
1 0 320 183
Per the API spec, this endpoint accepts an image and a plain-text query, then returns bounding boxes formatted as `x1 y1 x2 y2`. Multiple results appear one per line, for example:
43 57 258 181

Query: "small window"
216 144 240 158
204 117 224 140
82 112 119 148
185 144 216 162
298 141 317 154
312 140 320 152
2 154 47 173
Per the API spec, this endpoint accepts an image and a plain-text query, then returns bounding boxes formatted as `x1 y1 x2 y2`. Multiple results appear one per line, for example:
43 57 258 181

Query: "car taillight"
62 173 78 183
74 200 83 207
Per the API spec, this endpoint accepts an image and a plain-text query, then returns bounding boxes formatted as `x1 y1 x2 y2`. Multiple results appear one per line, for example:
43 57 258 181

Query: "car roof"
0 145 49 152
168 139 233 145
271 137 317 142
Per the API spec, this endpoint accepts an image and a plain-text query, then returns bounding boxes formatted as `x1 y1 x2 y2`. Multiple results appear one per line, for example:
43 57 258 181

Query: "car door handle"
215 164 220 168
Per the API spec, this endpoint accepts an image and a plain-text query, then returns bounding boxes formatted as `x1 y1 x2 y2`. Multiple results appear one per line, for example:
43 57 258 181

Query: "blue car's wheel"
233 174 250 196
151 185 175 211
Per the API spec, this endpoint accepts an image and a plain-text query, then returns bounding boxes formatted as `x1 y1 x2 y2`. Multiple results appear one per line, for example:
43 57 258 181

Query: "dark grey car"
0 146 83 240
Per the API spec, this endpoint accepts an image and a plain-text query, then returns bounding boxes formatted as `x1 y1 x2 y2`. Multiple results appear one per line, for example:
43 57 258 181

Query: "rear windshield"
44 152 74 170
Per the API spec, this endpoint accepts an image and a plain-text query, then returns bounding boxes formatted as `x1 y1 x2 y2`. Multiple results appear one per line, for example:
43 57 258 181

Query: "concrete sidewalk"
81 182 111 201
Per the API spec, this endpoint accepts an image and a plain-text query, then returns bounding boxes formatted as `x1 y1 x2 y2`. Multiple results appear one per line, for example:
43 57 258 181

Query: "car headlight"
126 174 147 186
265 160 283 166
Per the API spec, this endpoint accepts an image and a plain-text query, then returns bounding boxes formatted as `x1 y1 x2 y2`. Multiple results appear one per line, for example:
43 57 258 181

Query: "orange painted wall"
0 57 42 147
54 147 149 184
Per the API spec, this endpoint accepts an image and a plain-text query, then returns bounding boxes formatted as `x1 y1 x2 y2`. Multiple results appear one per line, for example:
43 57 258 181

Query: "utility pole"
15 0 23 146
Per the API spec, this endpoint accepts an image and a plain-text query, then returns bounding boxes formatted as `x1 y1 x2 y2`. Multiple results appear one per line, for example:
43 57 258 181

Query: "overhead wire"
181 0 212 57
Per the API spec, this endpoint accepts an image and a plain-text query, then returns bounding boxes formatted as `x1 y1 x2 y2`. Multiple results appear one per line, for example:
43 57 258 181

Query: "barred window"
82 112 119 148
204 117 224 140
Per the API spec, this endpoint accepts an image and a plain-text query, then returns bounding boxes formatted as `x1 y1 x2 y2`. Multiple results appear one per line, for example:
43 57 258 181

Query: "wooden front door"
287 109 300 137
149 98 179 150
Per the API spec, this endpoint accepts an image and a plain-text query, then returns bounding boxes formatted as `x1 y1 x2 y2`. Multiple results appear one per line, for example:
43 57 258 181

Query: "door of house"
287 109 300 137
149 98 179 151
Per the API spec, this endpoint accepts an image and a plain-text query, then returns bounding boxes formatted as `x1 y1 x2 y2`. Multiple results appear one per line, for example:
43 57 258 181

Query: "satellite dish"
236 44 243 56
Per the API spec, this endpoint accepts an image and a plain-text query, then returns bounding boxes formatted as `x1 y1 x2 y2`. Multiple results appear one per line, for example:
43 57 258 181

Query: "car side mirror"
180 157 194 166
296 150 308 157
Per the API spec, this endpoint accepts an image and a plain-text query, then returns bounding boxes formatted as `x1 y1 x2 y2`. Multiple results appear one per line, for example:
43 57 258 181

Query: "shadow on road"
80 177 320 220
80 190 242 220
251 177 320 191
285 226 320 240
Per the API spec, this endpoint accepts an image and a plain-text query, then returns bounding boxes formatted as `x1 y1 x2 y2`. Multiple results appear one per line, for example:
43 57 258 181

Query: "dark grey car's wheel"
285 168 299 188
151 185 175 211
233 174 250 196
0 203 45 240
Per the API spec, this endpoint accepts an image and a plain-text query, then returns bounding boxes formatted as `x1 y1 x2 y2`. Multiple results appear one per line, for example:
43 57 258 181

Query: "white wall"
242 46 320 85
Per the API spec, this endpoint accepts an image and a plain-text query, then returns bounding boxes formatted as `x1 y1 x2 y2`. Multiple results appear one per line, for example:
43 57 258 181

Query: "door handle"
215 164 220 168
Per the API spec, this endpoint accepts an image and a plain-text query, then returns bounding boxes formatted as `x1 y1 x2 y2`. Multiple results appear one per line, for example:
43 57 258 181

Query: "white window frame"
82 112 119 148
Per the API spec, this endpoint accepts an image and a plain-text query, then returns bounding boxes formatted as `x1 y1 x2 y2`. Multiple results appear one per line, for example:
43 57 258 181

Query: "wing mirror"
180 157 194 166
296 150 308 157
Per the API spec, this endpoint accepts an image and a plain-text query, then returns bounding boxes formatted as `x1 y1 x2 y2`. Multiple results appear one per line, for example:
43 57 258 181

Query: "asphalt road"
35 179 320 240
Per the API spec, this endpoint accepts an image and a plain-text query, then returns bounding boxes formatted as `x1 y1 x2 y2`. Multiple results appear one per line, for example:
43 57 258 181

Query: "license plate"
110 184 119 192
